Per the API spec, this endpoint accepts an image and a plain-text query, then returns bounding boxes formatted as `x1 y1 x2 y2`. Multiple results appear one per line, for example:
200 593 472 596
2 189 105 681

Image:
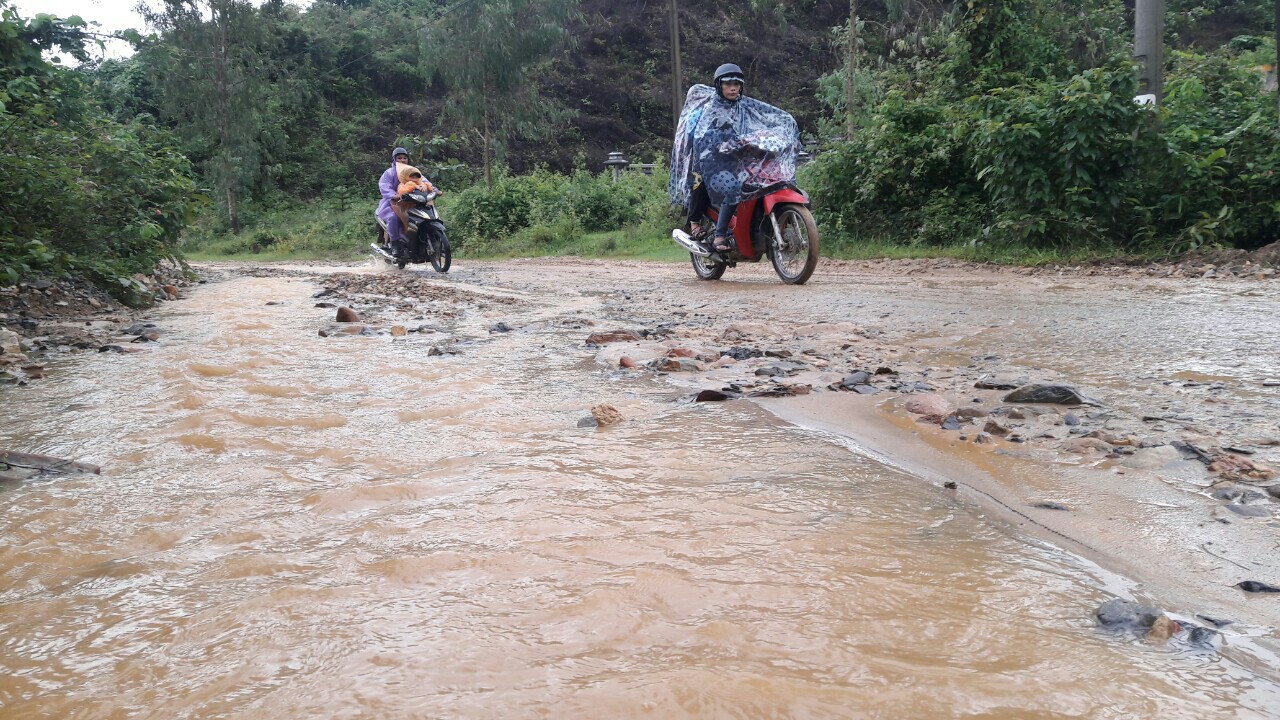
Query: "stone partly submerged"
0 450 101 480
1003 383 1086 405
590 404 624 427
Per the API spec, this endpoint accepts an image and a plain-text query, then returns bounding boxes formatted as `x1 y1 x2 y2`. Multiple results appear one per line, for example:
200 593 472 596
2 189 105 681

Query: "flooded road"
2 263 1279 718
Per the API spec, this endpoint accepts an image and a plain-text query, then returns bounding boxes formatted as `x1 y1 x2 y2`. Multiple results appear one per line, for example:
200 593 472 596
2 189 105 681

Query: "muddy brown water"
2 266 1279 718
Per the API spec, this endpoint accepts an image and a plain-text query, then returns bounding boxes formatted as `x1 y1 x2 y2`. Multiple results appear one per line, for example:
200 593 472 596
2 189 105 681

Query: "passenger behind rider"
391 164 438 234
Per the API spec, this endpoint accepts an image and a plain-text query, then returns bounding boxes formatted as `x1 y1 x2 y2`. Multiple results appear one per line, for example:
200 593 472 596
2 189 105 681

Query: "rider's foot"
712 235 733 252
390 239 408 259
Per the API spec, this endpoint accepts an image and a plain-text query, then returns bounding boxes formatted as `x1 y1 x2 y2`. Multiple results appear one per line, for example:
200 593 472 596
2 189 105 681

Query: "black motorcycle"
373 189 452 272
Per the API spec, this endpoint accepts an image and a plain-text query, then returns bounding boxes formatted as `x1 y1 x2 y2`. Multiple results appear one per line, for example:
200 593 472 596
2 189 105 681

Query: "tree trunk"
213 8 240 234
1275 0 1278 120
845 0 858 139
483 76 493 191
670 0 682 133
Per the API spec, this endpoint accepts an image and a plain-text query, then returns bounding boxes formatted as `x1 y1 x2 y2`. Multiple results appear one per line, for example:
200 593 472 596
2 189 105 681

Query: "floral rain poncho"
668 84 801 211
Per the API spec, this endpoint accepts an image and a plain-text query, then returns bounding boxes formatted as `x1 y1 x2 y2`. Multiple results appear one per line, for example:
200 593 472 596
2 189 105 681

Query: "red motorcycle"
672 182 820 285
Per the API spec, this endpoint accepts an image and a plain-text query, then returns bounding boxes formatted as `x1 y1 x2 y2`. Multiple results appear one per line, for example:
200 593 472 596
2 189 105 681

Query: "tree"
845 0 858 138
0 1 196 289
424 0 579 189
140 0 274 233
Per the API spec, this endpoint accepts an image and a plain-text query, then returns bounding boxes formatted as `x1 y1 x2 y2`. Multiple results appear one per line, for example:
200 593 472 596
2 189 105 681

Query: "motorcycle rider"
706 63 746 253
377 147 411 258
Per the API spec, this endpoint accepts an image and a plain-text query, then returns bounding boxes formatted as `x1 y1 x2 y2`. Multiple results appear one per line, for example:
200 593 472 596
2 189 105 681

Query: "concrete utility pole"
670 0 682 132
1134 0 1165 103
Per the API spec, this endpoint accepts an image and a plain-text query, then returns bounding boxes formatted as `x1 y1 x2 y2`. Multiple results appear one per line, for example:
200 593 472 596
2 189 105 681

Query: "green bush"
448 166 668 253
0 4 197 294
1135 51 1280 251
970 63 1148 247
807 1 1279 256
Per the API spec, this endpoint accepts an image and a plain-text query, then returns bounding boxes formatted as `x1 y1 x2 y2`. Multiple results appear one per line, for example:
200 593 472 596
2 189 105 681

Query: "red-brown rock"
336 307 360 323
591 405 624 426
904 394 953 420
586 330 640 345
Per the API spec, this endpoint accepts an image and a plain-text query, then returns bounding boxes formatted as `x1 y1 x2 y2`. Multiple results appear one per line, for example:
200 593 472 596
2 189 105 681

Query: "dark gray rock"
1211 487 1243 502
1003 384 1086 405
489 322 513 333
842 371 872 386
755 367 784 377
120 322 159 336
1032 501 1071 511
695 389 734 402
576 417 598 428
1238 490 1266 503
1225 504 1271 518
940 415 963 431
1096 599 1163 628
1185 625 1222 647
721 347 763 361
1236 581 1280 593
1266 485 1280 500
1064 412 1080 426
851 384 881 395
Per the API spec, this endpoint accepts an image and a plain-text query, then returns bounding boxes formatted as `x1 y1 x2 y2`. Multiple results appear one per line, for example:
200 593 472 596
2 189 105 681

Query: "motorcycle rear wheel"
770 204 819 285
430 232 452 273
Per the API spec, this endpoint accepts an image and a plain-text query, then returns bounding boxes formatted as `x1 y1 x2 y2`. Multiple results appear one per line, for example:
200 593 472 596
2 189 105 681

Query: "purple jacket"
376 155 402 239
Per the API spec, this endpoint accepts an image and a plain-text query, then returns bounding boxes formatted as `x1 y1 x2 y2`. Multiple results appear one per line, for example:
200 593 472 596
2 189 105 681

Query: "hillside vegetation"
1 0 1276 291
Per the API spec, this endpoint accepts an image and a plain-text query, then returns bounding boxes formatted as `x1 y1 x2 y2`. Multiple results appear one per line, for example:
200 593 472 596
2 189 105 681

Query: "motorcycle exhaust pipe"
370 243 396 262
671 229 710 257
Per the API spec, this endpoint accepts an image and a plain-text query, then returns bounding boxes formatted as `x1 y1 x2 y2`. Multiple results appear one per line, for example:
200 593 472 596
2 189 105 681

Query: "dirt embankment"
0 267 194 385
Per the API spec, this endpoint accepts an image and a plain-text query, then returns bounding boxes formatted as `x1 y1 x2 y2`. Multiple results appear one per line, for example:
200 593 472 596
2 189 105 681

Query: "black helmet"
713 63 746 99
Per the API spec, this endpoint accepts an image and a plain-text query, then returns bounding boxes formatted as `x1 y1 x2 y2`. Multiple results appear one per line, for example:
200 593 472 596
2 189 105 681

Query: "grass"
820 234 1153 266
181 203 373 262
182 201 1156 268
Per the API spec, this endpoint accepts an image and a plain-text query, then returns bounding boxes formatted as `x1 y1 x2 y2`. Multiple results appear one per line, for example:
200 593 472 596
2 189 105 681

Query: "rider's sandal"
712 235 733 253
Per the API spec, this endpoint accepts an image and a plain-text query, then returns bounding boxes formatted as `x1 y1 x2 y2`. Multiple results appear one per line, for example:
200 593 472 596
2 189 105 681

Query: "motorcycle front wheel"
430 231 452 273
691 252 726 280
770 204 819 285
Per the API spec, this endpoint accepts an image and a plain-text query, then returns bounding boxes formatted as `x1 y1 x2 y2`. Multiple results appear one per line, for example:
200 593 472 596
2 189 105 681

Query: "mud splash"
1 265 1278 717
